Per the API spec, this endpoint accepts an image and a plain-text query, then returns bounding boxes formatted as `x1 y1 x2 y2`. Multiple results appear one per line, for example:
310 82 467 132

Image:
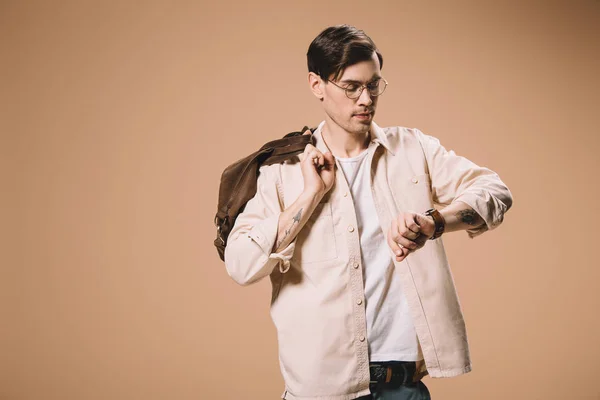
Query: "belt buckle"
368 364 383 385
369 364 393 385
370 362 414 386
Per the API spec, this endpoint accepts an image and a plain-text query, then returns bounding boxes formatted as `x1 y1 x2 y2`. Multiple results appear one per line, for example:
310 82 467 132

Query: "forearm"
438 201 486 234
273 190 324 253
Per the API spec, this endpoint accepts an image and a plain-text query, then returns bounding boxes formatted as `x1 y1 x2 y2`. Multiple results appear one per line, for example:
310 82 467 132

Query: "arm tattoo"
456 209 479 226
292 209 302 223
276 208 303 249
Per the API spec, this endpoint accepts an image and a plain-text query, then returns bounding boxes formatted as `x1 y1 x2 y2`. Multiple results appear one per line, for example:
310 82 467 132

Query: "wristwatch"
424 208 445 240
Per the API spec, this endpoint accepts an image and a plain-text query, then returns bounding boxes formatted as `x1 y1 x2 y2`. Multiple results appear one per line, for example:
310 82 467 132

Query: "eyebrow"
340 75 382 84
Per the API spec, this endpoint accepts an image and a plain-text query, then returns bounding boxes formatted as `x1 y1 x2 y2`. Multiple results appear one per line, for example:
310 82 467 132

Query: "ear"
308 72 325 100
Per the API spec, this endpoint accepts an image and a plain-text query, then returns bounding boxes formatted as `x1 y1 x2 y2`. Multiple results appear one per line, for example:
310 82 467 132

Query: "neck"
322 120 371 158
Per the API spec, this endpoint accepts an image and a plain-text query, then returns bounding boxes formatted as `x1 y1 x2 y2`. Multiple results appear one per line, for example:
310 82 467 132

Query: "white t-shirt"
336 142 423 362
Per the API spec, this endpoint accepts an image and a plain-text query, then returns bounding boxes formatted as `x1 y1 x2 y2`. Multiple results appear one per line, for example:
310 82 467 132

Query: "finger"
397 217 418 250
407 211 422 235
304 148 325 168
413 234 428 249
403 213 420 241
302 148 319 164
391 219 414 254
301 144 317 160
387 225 405 257
323 151 335 165
304 147 321 159
389 220 404 256
319 152 336 174
308 153 324 169
388 226 411 262
315 152 325 168
395 251 409 263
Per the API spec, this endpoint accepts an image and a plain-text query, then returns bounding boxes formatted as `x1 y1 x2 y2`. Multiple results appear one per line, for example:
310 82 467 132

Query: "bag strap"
262 126 315 165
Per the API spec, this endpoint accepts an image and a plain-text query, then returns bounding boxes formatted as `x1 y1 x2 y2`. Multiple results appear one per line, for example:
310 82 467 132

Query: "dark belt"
369 361 418 386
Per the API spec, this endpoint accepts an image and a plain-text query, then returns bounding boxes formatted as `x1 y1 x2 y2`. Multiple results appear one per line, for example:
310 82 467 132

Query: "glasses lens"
344 79 387 98
368 79 387 96
345 84 362 99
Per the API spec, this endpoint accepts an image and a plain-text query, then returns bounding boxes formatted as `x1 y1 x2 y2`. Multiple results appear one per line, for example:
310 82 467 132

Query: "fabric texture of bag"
214 126 316 261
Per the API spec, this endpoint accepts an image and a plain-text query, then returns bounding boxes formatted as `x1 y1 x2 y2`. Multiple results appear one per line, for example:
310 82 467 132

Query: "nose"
357 86 373 106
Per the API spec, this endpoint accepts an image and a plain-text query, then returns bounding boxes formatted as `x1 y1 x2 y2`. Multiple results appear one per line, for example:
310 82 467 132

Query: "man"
224 24 513 400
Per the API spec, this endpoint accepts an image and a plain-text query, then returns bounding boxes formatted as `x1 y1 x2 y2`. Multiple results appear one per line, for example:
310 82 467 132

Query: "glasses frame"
326 77 388 99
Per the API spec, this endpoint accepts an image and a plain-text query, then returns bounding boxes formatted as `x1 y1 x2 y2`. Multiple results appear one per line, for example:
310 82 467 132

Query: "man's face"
320 51 382 136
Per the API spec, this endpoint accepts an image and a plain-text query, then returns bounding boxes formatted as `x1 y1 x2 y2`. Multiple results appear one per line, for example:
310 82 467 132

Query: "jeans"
356 380 431 400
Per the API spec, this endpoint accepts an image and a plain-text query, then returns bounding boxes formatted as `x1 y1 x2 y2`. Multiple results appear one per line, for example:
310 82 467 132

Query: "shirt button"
356 299 363 305
411 176 419 183
348 225 355 232
343 191 348 197
353 262 360 269
359 335 365 342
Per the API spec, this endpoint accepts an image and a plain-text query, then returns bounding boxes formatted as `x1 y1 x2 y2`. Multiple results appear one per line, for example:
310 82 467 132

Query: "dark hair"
307 24 383 83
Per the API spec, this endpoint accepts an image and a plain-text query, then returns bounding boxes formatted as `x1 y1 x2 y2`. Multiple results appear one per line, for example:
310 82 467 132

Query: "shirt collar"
313 120 396 157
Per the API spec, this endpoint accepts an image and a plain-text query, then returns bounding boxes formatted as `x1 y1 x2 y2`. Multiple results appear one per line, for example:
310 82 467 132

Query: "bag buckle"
214 216 225 245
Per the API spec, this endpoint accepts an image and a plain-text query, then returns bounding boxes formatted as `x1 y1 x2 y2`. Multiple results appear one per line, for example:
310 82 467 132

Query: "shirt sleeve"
224 164 297 286
415 128 514 239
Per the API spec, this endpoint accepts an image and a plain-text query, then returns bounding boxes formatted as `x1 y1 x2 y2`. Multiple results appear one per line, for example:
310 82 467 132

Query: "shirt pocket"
295 200 338 264
393 173 434 210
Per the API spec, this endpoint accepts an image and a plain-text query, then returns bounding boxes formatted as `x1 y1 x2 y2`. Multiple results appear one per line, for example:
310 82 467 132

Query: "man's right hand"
299 139 336 197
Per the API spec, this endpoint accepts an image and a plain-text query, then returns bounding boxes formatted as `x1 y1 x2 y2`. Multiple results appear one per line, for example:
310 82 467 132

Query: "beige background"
2 1 599 399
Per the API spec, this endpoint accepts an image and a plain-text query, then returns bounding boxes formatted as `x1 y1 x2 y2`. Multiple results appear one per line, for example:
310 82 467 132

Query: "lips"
354 112 373 119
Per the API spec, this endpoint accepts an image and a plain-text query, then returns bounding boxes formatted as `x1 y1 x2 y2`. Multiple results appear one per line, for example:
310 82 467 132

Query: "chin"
352 120 371 132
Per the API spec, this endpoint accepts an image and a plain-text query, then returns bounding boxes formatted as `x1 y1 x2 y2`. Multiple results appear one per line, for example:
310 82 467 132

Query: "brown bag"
214 126 316 261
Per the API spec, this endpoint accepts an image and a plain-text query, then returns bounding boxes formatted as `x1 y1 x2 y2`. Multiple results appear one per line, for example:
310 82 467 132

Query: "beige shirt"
224 120 513 400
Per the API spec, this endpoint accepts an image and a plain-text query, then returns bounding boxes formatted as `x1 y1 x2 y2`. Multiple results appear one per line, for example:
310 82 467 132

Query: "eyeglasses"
327 78 388 99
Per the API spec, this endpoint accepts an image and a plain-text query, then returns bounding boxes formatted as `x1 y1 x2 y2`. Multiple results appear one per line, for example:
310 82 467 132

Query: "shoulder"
258 162 282 179
379 125 434 152
257 162 288 189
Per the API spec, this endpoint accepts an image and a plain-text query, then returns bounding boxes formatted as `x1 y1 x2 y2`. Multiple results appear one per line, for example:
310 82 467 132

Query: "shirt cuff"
452 194 506 239
247 212 296 273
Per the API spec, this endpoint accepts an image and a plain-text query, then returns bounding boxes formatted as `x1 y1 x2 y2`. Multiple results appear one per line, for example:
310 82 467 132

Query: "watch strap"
424 208 445 240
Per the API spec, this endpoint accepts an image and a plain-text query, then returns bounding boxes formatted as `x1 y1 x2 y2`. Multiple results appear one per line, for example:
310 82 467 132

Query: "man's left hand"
386 211 436 262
